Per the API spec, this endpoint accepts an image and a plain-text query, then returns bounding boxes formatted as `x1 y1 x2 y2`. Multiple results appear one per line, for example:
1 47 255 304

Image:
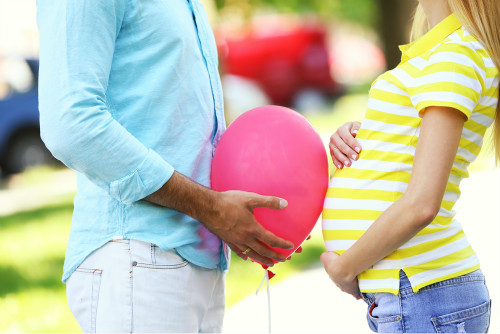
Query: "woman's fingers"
350 121 362 137
330 133 353 167
329 122 363 168
330 143 344 170
338 126 361 159
338 122 361 154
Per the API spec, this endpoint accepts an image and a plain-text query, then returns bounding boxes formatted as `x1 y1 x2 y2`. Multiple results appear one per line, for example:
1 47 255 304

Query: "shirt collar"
399 13 462 63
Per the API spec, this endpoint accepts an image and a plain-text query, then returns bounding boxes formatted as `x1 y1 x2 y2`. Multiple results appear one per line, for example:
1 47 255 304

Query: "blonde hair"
411 0 500 164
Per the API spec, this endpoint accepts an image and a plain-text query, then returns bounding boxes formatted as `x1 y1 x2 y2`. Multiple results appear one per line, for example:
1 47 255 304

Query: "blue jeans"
361 270 491 333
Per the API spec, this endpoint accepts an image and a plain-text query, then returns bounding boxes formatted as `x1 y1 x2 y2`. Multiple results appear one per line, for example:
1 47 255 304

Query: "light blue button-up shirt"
36 0 227 282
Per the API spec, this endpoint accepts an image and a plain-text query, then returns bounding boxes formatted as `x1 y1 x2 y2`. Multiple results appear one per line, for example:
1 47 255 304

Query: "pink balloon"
211 105 329 262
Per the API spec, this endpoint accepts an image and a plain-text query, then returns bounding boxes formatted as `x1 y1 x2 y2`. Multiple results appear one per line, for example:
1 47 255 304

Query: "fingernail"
355 147 361 153
279 199 288 209
351 154 357 160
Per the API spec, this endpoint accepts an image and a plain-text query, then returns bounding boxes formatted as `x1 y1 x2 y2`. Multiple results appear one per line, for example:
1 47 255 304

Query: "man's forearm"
144 171 220 223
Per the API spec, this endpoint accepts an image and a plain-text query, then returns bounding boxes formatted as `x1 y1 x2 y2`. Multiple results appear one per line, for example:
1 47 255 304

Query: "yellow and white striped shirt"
322 14 499 294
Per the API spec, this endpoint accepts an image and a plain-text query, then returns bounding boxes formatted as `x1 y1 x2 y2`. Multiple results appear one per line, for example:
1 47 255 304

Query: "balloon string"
255 269 271 333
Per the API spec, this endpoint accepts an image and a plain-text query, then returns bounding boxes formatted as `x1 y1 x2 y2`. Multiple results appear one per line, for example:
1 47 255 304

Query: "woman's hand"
320 252 361 300
329 121 362 169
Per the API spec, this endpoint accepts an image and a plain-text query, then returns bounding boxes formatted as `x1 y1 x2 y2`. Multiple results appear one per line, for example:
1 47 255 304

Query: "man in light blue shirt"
37 0 293 331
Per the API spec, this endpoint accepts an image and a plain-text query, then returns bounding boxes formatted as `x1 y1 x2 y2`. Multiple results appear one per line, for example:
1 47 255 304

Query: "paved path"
224 168 500 333
223 265 371 333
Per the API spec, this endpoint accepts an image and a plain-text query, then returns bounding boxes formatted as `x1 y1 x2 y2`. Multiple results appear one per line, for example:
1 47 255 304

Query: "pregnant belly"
322 165 402 253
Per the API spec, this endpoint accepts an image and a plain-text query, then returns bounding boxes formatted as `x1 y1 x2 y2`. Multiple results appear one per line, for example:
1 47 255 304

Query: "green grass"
0 202 80 332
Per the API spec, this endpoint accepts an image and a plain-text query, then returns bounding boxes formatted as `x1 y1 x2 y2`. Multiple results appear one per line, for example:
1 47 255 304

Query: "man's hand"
320 251 361 299
145 171 294 267
205 190 294 267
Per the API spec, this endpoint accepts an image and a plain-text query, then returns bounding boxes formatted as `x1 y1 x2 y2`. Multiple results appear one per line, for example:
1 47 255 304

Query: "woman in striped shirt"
321 0 499 332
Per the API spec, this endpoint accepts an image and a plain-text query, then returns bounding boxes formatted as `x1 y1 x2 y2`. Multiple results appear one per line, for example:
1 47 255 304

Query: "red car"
217 17 342 107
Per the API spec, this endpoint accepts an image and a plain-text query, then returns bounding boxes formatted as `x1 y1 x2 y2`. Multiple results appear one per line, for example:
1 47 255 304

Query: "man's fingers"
256 227 294 250
227 242 248 261
244 249 275 267
232 241 275 266
249 194 288 211
248 238 288 262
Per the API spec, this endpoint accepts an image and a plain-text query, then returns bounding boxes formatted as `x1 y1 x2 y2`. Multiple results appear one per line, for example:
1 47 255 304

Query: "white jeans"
66 239 225 333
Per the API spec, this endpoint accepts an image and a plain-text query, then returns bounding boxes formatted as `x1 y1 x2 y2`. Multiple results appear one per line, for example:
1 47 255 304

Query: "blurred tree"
377 0 418 69
214 0 378 26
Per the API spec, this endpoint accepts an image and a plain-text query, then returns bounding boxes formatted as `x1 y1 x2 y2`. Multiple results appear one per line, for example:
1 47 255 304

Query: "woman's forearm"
334 193 436 281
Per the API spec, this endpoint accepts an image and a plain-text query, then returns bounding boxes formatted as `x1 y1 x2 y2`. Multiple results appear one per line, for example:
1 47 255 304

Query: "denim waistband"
399 269 485 296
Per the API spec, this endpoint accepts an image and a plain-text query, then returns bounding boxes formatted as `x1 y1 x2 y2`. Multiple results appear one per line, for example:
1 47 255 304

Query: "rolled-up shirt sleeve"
37 0 174 204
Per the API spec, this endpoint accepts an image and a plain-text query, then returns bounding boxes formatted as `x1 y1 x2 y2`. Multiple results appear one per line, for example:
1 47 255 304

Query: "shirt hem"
410 264 481 293
358 264 481 296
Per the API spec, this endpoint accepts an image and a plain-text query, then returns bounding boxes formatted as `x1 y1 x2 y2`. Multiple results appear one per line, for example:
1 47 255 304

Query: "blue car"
0 58 57 175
